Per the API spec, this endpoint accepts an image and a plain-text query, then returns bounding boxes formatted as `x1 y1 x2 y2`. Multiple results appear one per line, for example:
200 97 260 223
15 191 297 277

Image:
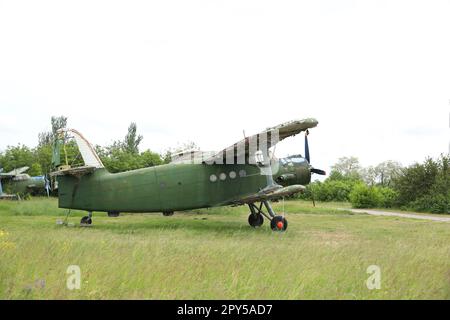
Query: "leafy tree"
96 123 162 173
360 161 402 186
377 187 399 208
360 166 377 186
393 157 439 204
140 150 163 168
390 155 449 213
330 156 362 181
302 155 447 213
34 143 53 174
123 122 143 155
99 147 163 173
374 161 402 186
327 170 346 181
28 163 43 176
299 179 359 202
0 144 35 172
35 115 70 173
38 116 68 146
411 194 449 214
163 141 200 164
349 183 383 208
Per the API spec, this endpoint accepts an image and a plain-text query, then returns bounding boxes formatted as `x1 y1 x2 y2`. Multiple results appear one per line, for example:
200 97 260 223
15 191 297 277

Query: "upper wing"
0 173 15 179
0 166 30 179
11 166 30 175
203 118 318 165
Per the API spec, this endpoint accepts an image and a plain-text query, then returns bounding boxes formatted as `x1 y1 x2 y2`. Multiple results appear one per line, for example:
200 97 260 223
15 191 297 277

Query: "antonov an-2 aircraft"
51 118 325 231
0 166 51 199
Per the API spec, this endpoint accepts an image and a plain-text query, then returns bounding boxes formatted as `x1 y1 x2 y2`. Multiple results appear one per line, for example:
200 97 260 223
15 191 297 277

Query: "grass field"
0 197 449 299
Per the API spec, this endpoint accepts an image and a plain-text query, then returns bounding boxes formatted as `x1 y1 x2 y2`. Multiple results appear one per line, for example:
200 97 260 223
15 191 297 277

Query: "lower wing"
230 185 306 205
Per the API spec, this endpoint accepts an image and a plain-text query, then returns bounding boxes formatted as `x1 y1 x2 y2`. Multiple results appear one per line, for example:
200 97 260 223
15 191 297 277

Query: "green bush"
349 184 383 208
392 155 449 213
298 180 359 202
410 194 450 214
378 187 399 208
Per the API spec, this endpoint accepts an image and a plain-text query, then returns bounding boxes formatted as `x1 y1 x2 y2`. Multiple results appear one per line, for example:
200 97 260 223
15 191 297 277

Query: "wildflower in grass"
0 230 9 238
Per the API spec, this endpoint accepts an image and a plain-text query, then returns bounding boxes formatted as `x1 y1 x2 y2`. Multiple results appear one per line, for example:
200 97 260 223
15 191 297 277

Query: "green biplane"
51 118 325 231
0 167 51 200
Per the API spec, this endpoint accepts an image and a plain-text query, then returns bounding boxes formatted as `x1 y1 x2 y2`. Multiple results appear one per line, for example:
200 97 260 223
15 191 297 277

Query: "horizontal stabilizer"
50 165 97 178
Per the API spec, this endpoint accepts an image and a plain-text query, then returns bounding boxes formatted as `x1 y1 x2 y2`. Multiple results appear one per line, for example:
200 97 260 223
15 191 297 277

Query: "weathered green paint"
57 159 311 213
3 176 46 196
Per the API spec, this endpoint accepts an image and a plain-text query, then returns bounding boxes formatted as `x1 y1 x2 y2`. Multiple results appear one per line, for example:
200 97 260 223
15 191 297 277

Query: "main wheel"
80 216 92 225
162 211 174 216
270 216 288 232
248 213 264 228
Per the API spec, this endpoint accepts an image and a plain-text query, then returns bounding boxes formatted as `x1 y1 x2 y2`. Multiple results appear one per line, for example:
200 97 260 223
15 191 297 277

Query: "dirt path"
347 208 450 223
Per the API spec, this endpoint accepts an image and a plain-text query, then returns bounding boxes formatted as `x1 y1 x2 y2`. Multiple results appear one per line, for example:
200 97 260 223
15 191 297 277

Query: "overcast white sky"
0 0 449 176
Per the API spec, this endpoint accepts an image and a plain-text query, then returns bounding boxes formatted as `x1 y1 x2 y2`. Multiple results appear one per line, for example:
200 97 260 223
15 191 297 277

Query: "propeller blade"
311 168 326 175
305 130 310 163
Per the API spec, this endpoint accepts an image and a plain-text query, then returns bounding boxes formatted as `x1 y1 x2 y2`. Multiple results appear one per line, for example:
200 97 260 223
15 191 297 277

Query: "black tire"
107 211 120 217
80 216 92 225
270 216 288 232
248 213 264 228
162 211 174 216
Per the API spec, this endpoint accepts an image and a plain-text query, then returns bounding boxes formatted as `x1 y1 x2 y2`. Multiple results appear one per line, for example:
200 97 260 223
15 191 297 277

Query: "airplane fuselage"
2 175 46 196
57 157 311 213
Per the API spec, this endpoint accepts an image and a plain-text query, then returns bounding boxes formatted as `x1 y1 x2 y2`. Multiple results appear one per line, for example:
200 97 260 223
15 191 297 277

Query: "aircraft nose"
288 160 311 185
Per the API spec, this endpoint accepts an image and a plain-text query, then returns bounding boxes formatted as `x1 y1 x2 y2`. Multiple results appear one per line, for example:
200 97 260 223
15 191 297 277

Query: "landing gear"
162 211 174 216
80 211 93 226
247 201 288 232
270 215 288 231
248 212 264 228
107 211 120 217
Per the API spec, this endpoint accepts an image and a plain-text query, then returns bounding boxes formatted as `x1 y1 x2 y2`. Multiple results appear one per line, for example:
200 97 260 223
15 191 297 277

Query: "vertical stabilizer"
57 129 104 168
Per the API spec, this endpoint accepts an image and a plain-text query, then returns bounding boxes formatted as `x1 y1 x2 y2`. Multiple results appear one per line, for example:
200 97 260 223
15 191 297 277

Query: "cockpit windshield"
291 157 306 164
285 154 306 164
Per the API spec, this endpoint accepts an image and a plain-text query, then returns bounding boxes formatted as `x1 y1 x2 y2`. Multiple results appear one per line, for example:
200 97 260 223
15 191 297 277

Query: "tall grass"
0 198 449 299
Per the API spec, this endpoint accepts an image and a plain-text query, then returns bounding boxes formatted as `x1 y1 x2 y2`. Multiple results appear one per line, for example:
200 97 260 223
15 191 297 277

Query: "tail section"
66 129 104 168
51 128 106 210
52 129 104 170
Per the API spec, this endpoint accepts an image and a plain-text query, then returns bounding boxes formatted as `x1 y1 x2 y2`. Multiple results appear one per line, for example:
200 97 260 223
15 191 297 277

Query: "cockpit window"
291 157 305 164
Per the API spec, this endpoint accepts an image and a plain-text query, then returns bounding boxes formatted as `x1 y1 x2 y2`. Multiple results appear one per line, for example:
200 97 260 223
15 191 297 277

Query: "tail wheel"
248 213 264 228
80 216 92 225
270 216 288 232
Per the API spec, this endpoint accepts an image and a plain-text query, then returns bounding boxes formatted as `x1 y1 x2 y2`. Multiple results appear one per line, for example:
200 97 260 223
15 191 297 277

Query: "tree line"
299 156 450 214
0 116 196 176
1 116 448 213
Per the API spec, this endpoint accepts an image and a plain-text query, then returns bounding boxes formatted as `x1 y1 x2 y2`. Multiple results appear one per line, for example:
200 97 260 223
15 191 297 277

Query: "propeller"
305 131 310 163
305 130 326 176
